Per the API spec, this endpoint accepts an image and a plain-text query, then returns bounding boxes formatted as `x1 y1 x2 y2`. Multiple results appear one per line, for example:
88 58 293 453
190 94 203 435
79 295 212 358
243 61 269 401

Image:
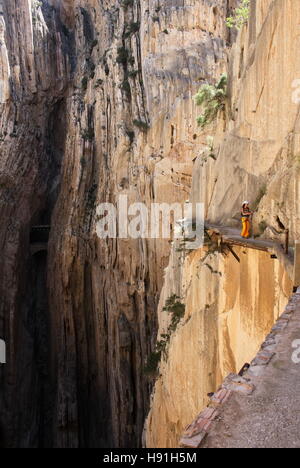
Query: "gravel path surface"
202 292 300 448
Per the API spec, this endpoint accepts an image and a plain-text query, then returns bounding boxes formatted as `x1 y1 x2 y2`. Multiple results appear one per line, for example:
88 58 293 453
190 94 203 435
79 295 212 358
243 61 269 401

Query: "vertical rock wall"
145 244 292 448
192 0 300 239
0 0 73 447
146 0 300 448
47 0 232 448
0 0 232 447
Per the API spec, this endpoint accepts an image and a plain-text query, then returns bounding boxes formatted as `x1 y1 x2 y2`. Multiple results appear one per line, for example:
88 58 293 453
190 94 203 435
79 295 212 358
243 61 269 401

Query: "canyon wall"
0 0 233 447
145 0 300 448
145 243 292 448
0 0 73 447
193 0 300 238
47 0 233 449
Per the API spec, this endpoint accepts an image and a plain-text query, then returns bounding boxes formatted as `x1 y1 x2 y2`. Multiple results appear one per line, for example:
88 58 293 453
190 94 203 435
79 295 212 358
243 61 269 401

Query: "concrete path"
202 290 300 448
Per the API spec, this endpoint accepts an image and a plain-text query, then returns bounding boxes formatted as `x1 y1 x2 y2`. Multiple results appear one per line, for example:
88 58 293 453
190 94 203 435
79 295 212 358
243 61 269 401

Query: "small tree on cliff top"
226 0 250 29
194 74 227 128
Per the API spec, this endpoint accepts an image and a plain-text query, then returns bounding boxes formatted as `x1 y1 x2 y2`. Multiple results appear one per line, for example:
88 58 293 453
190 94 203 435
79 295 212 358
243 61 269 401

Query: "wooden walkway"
206 224 274 252
205 224 296 285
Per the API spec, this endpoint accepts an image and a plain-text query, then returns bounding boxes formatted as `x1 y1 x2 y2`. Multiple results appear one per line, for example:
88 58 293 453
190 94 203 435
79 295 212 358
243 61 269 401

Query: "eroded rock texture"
0 0 231 447
146 0 300 448
0 0 73 448
193 0 300 239
145 244 292 448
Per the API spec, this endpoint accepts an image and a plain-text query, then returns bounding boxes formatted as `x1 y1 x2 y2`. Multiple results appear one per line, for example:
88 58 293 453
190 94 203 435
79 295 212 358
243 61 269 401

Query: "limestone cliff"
145 244 292 447
145 0 300 448
193 0 300 238
0 0 73 447
0 0 232 447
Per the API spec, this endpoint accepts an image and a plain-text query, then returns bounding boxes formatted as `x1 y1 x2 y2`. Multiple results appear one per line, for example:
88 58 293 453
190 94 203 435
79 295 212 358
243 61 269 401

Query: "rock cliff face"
193 0 300 238
145 0 300 448
145 244 292 448
0 0 73 447
4 0 296 450
0 0 232 447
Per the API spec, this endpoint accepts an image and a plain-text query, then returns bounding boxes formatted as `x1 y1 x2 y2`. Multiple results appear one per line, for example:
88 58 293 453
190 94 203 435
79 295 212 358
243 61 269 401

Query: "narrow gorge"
0 0 299 449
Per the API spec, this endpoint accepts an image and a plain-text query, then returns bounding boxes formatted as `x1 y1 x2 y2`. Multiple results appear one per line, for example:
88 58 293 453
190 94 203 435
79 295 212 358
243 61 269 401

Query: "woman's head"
242 200 249 209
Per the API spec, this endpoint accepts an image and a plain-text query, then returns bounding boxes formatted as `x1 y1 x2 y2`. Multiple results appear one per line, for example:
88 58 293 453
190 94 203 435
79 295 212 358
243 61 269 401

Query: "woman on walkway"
241 201 253 238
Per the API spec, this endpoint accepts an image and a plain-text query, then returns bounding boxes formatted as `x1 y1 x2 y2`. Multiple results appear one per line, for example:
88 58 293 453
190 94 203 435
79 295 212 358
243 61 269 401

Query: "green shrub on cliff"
81 127 95 142
116 47 129 65
144 295 185 377
32 0 42 8
125 22 140 38
162 294 185 333
194 74 227 128
226 0 250 29
133 119 150 132
121 0 134 8
143 351 161 376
